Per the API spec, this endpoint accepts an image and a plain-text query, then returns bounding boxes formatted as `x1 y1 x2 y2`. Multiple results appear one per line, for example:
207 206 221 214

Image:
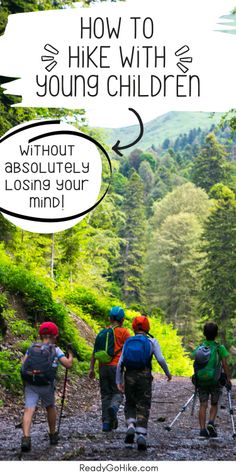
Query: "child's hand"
117 383 125 393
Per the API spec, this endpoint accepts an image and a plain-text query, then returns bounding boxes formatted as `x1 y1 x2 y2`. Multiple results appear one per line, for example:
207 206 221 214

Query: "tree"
220 108 236 133
162 138 170 150
152 182 211 228
10 230 56 280
200 184 236 345
128 149 143 172
146 212 204 342
139 161 154 195
145 183 210 343
191 133 229 193
120 149 157 177
117 172 147 304
0 215 16 244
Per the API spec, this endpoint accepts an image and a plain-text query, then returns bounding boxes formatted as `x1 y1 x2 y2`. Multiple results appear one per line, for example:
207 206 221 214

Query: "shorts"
198 384 222 405
24 383 55 408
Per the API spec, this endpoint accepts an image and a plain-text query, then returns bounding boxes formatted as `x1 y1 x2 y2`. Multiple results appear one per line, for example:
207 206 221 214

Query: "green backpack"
94 326 118 363
194 343 221 387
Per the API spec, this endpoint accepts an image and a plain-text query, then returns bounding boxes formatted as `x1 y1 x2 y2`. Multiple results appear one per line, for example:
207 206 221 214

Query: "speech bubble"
0 120 111 233
0 0 235 127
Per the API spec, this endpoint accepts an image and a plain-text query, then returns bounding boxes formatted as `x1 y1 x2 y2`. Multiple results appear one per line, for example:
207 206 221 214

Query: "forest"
0 0 236 400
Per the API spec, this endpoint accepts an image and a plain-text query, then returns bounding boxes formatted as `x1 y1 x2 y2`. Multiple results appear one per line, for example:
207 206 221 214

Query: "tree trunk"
124 241 129 299
51 233 55 279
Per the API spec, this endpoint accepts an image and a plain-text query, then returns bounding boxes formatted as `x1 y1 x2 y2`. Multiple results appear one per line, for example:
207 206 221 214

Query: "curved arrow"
112 108 144 157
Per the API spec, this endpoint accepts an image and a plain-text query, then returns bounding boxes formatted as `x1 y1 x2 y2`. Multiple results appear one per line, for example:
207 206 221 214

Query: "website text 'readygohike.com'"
79 464 159 472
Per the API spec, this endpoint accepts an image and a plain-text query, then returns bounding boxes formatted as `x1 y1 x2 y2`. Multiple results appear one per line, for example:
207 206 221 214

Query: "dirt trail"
0 375 236 461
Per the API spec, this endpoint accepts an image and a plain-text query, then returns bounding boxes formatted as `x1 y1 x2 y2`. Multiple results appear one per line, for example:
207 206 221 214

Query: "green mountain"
103 111 224 151
217 13 236 35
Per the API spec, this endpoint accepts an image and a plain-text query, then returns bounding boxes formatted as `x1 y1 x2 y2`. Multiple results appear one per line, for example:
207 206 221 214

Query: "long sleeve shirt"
116 334 171 384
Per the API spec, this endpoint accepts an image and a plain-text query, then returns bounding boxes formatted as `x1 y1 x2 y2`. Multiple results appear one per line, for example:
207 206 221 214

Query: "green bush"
8 320 37 338
67 303 101 334
0 259 92 368
0 292 7 311
14 339 32 354
64 286 114 322
1 308 17 321
0 352 22 394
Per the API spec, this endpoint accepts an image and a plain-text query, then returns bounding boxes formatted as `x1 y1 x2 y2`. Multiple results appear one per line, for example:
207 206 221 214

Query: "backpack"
21 343 57 386
122 335 151 370
194 343 222 387
94 326 119 363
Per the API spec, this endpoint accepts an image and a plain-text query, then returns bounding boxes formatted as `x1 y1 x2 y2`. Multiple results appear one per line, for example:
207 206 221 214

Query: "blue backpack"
122 335 151 370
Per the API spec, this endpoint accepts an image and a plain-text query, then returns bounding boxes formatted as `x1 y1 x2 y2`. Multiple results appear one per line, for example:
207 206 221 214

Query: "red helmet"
132 316 150 333
39 322 59 337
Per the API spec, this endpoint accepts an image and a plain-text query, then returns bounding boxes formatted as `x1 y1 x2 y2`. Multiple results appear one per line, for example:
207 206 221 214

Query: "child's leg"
99 366 112 424
135 371 152 435
134 371 152 451
46 405 57 434
124 371 137 426
124 371 137 444
23 384 39 437
199 401 208 429
209 386 222 423
198 388 209 430
209 403 218 423
22 407 36 437
205 386 222 437
109 366 123 413
40 384 58 437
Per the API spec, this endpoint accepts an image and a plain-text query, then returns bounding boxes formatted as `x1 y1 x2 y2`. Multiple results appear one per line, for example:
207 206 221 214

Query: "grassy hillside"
103 111 224 152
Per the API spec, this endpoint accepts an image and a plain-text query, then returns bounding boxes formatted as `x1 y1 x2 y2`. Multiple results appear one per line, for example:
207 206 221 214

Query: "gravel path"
0 375 236 461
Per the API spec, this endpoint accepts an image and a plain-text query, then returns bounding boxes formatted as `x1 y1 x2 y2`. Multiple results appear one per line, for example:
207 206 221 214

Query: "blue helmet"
109 306 125 322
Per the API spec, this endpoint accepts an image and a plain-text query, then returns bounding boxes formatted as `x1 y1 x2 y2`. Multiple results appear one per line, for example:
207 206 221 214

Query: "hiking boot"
137 434 147 451
125 425 136 444
102 422 112 432
108 406 118 430
49 431 59 445
199 428 209 439
21 436 31 452
207 422 218 438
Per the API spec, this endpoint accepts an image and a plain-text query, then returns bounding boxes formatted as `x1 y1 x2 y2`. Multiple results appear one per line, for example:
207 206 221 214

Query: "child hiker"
89 306 130 432
21 322 73 452
116 316 172 451
192 322 231 439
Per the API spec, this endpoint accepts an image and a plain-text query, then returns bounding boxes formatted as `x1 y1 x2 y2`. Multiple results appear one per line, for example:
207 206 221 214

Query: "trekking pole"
165 393 195 431
57 367 68 434
57 344 80 433
226 386 236 439
191 388 198 416
57 344 73 434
